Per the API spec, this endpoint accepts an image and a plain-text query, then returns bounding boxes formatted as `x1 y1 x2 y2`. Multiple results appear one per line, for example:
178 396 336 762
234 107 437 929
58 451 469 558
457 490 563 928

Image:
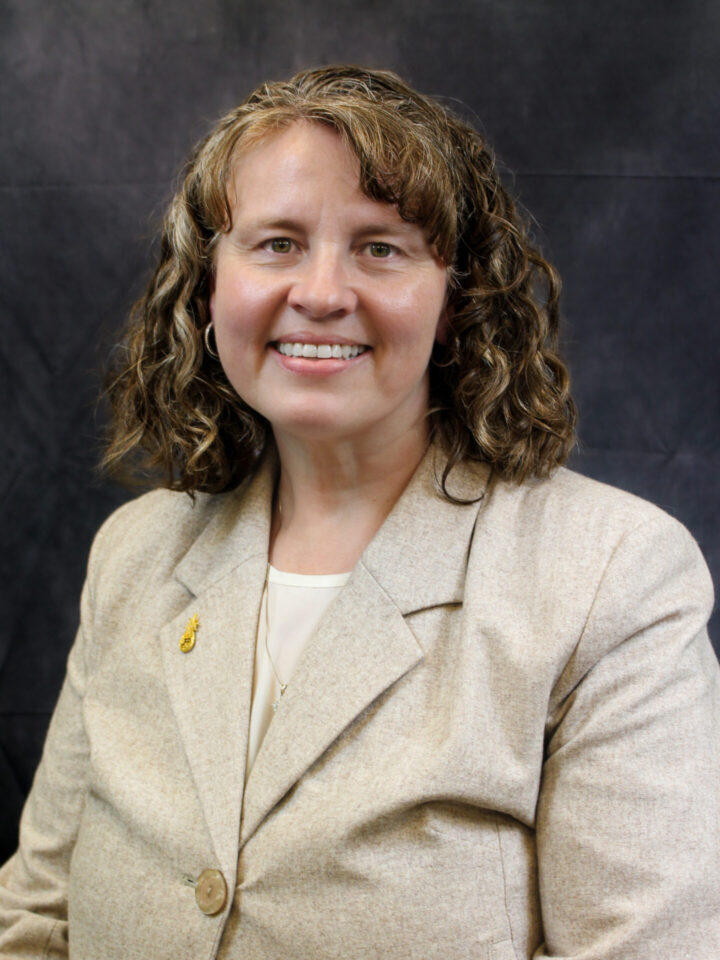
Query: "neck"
269 421 430 574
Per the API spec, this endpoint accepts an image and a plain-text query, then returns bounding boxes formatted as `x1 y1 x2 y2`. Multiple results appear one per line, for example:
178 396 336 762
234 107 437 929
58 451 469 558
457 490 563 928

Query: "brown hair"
103 64 576 493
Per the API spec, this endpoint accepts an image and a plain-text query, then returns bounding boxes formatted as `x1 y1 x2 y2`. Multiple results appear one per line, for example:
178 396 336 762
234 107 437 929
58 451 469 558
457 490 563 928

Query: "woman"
0 65 718 959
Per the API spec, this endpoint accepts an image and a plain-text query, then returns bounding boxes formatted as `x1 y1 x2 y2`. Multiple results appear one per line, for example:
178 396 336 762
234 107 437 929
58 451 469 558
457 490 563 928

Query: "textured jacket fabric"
0 448 719 959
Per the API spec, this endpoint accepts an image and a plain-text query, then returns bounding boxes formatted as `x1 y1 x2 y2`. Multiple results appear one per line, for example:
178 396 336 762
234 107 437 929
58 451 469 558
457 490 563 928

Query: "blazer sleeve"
0 510 115 959
535 514 720 959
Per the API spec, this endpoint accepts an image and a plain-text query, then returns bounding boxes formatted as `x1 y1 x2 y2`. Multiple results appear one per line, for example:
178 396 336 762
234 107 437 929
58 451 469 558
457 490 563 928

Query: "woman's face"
210 121 449 450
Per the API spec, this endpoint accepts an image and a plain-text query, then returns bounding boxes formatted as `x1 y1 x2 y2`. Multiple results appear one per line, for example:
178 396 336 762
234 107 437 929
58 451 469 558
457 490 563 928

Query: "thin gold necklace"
266 492 290 711
263 564 288 712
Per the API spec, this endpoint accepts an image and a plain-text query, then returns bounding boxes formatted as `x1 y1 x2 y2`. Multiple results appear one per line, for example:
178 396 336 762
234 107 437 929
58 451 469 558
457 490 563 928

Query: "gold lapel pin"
180 614 199 653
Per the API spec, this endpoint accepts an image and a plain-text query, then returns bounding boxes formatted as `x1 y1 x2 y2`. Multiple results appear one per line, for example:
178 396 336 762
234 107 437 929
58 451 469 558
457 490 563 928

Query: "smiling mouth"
274 342 369 359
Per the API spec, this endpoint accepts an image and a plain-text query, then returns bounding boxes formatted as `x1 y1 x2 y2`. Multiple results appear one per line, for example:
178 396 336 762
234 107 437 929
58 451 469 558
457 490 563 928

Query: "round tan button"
195 869 227 916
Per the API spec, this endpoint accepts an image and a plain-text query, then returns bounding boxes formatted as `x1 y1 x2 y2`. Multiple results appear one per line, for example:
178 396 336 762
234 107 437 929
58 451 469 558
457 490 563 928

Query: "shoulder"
485 465 699 558
90 488 212 560
491 464 669 526
84 484 245 602
472 465 713 628
435 451 709 590
460 466 716 707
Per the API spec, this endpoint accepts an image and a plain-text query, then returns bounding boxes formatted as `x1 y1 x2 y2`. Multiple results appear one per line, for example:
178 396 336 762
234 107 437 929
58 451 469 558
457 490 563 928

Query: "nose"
287 247 358 320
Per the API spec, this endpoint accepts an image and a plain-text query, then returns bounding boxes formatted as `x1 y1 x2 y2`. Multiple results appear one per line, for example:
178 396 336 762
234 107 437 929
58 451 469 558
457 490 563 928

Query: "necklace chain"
263 563 288 712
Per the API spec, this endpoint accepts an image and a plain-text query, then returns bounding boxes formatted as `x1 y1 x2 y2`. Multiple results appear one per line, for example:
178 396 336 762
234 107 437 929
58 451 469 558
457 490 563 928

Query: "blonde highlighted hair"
103 64 576 494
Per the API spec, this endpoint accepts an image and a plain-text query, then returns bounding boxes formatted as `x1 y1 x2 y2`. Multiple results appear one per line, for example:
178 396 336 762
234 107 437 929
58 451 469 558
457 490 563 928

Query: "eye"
266 237 293 254
367 241 394 259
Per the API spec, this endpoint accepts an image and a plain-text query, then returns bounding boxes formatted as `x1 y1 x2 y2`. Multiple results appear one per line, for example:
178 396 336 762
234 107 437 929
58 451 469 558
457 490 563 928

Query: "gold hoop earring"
203 323 219 359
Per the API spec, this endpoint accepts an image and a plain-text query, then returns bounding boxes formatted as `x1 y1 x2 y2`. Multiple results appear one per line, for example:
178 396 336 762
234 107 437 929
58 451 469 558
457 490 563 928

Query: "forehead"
230 122 357 197
226 121 409 229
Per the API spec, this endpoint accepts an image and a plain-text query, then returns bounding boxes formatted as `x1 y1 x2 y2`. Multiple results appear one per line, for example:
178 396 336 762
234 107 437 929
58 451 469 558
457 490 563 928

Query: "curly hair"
103 64 576 494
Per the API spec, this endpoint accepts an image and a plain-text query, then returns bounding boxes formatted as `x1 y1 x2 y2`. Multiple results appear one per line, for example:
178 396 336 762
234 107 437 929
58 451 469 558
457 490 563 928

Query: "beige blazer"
1 448 719 960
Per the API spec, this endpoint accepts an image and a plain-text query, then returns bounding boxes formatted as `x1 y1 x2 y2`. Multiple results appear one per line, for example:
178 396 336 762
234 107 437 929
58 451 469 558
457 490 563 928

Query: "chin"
272 418 360 443
261 396 358 437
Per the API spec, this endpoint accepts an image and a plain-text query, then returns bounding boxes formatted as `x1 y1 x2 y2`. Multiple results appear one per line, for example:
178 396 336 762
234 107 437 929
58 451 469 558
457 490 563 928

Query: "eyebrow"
236 217 422 240
236 218 304 235
352 222 421 240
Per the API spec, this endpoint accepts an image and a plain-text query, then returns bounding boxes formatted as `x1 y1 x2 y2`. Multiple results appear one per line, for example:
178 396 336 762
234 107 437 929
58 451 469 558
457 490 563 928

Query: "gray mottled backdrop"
1 0 718 861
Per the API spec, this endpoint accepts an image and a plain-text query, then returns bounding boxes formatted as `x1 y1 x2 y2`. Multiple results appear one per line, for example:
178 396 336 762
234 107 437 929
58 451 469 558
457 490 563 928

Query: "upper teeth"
277 343 367 359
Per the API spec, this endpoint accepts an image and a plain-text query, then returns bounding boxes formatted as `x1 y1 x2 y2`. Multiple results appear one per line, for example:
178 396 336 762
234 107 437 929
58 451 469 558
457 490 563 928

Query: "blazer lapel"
158 456 275 880
240 448 490 845
239 562 423 845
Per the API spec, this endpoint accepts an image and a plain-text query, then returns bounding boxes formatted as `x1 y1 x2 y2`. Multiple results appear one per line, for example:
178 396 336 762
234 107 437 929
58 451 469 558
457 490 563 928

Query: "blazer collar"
160 444 491 864
361 445 490 613
173 443 490 614
173 449 276 598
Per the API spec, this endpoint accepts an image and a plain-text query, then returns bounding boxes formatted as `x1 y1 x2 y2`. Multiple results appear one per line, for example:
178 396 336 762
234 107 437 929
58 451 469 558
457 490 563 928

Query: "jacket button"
195 869 228 915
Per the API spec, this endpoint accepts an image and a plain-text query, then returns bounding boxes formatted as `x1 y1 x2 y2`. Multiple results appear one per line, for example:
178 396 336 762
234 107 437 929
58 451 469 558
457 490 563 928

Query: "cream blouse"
246 565 351 779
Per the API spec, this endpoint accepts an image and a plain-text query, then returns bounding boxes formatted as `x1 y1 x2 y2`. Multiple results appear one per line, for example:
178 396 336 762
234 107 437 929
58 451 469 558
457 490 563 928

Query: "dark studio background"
1 0 718 862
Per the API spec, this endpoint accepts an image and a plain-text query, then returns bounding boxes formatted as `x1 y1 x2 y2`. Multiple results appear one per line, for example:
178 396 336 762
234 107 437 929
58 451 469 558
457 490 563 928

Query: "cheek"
395 274 449 341
211 290 255 347
211 273 285 342
383 304 447 357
